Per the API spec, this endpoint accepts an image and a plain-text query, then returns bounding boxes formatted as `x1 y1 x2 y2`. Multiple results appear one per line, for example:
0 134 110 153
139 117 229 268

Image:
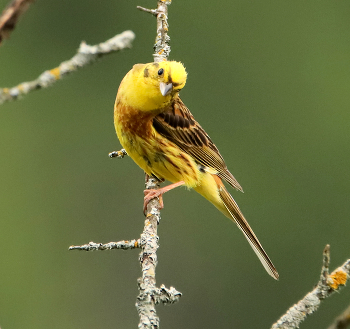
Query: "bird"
114 61 279 280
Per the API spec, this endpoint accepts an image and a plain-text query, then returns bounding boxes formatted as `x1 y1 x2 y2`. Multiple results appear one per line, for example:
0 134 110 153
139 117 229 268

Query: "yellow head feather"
117 61 187 111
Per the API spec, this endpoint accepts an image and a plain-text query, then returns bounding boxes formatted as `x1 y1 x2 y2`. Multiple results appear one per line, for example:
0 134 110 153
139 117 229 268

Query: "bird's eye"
158 68 164 76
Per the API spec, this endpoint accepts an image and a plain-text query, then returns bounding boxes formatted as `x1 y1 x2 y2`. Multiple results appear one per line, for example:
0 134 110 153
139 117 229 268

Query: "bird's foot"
143 189 164 214
143 180 185 215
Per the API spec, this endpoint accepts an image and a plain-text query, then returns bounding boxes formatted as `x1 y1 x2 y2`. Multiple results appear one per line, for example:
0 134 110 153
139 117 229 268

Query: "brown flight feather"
213 175 279 279
153 97 243 192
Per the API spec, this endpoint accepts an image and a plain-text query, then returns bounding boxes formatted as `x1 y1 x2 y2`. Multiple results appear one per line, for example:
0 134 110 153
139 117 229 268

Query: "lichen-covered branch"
271 245 350 329
134 1 181 328
136 177 162 328
69 2 179 328
136 176 182 329
69 239 140 251
0 30 135 105
0 0 34 45
327 305 350 329
137 0 171 62
109 148 128 158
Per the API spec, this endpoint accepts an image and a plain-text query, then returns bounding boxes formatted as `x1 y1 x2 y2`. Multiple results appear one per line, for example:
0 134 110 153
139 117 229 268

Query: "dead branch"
0 30 135 105
271 245 350 329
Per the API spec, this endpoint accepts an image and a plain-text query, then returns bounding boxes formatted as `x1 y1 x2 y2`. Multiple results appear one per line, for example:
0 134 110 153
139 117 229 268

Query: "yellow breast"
114 102 201 188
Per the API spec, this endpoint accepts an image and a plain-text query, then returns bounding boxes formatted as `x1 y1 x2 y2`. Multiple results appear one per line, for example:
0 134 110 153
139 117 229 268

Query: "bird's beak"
159 82 173 96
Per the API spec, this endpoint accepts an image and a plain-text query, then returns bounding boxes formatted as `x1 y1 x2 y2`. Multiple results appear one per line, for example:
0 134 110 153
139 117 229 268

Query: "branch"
271 245 350 329
69 2 178 328
68 178 181 329
0 0 34 46
134 1 180 328
136 176 182 329
136 6 158 16
69 239 141 251
327 305 350 329
137 0 171 62
109 148 128 158
136 177 161 326
0 30 135 105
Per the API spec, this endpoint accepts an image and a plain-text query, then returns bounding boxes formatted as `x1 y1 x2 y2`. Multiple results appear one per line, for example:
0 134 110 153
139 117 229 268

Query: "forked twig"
271 245 350 329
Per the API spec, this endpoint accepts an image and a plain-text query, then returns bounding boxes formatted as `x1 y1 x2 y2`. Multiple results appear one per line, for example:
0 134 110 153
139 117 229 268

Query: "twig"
136 6 158 16
0 0 34 45
327 305 350 329
0 30 135 105
69 2 178 328
109 149 128 158
271 245 350 329
69 239 141 251
153 0 171 62
68 177 181 329
137 1 171 62
136 176 162 328
134 1 181 328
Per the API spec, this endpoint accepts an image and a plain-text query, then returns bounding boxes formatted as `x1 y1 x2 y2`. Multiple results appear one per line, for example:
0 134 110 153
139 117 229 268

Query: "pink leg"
143 181 185 214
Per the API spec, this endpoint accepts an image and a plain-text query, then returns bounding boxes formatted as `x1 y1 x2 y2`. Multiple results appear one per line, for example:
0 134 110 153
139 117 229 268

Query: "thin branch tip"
109 149 128 158
0 30 135 105
271 245 350 329
69 239 141 251
137 6 158 16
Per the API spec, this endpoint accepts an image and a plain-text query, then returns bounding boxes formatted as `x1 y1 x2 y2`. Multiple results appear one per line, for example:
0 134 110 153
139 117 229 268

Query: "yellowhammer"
114 61 279 280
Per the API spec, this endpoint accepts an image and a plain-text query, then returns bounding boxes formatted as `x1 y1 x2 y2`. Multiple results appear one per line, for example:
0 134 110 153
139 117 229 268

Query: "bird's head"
120 61 187 111
142 61 187 97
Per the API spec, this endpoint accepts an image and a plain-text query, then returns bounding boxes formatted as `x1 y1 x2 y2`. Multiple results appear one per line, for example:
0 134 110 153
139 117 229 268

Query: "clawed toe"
143 181 185 215
143 189 164 214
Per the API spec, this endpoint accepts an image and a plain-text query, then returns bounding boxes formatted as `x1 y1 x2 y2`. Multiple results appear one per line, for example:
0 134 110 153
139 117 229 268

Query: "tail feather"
214 176 279 280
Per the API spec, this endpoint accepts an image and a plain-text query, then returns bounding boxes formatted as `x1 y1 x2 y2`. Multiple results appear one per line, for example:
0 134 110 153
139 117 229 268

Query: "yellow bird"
114 61 279 280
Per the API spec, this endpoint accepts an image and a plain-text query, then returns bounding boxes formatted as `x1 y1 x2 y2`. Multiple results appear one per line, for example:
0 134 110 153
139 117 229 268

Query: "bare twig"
152 285 181 305
136 177 162 328
0 30 135 105
136 6 158 16
271 245 350 329
137 1 171 62
0 0 34 45
109 149 128 158
134 2 181 328
327 305 350 329
68 176 181 329
69 239 141 251
69 2 178 328
152 0 171 62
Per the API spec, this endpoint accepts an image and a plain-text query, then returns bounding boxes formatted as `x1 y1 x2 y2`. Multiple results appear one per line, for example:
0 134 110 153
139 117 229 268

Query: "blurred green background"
0 0 349 328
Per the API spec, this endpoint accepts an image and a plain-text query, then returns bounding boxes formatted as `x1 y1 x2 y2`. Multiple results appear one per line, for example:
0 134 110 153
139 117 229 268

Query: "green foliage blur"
0 1 350 328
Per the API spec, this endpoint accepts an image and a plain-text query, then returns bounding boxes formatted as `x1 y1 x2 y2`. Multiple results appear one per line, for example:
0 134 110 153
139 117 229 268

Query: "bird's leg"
143 180 185 214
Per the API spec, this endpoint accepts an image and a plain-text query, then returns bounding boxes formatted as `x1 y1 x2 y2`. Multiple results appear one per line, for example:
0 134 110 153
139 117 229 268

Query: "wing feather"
216 180 279 280
153 97 243 192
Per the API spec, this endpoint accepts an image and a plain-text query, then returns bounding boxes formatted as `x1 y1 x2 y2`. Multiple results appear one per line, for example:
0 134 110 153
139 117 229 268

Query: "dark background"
0 1 349 328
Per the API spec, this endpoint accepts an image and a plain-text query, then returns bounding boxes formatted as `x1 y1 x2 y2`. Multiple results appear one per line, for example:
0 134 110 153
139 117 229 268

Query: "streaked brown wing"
153 97 243 192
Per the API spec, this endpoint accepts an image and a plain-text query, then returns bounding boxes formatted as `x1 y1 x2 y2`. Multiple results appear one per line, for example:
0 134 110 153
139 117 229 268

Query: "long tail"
195 174 279 280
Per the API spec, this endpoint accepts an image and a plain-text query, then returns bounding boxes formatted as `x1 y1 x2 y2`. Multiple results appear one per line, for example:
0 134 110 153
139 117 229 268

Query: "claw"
143 189 164 214
143 180 185 215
